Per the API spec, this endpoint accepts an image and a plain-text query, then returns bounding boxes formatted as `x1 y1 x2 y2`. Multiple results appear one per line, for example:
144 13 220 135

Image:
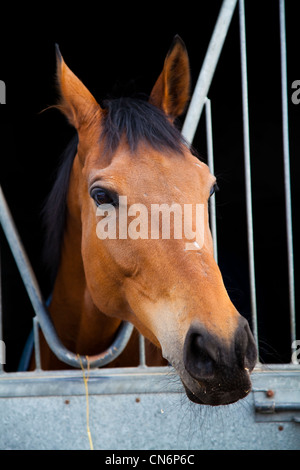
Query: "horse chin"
181 375 252 407
183 384 206 405
162 343 252 406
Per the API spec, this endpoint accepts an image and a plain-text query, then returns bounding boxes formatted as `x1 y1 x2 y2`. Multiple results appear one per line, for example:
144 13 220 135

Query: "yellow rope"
78 355 94 450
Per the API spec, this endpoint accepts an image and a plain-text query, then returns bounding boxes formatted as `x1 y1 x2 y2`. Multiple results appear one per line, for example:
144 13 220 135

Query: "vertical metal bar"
182 0 238 143
279 0 296 356
33 317 42 370
0 248 4 373
0 80 6 104
139 334 146 367
239 0 259 351
205 98 218 263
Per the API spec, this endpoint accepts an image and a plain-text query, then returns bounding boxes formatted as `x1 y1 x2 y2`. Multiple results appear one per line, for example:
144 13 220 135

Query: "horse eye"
209 183 219 198
90 188 116 207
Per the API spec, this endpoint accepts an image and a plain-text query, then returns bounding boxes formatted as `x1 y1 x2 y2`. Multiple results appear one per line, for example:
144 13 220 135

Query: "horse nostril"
184 320 257 386
234 318 257 370
185 332 218 379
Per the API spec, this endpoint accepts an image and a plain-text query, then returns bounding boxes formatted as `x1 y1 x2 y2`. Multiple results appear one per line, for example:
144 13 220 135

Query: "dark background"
1 1 299 370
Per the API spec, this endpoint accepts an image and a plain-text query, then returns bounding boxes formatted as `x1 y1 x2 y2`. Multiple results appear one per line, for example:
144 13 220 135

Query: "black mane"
43 97 186 283
101 97 185 155
42 134 78 283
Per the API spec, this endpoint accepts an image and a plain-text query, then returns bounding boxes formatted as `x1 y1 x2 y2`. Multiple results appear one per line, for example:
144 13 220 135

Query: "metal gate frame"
0 0 299 450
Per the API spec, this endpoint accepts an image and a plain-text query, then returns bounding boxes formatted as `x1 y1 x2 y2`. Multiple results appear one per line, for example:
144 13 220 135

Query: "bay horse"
40 36 257 406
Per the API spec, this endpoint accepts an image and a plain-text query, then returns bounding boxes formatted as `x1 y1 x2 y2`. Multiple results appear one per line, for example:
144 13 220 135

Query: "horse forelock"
100 96 187 156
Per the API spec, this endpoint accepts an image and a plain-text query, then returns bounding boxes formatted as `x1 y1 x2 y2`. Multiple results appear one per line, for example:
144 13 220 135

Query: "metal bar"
279 0 296 357
182 0 238 143
0 248 4 373
256 403 300 413
239 0 259 351
0 80 5 104
0 186 133 369
33 317 41 370
205 98 218 263
139 334 146 367
0 366 179 398
0 364 299 398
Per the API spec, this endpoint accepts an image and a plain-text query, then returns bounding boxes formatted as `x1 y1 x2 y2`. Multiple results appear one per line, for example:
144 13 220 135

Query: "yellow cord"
78 355 94 450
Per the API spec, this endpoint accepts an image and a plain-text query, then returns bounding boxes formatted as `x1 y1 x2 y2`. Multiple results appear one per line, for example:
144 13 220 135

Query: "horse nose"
234 316 257 370
184 330 218 379
183 327 220 381
183 318 257 382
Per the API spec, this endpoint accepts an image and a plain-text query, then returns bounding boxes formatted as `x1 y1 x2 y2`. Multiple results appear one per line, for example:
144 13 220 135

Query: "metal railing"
0 0 297 371
182 0 296 362
279 0 296 350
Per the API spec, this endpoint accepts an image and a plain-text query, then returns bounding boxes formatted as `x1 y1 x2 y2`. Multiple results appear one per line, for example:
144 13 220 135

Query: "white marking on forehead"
194 163 203 168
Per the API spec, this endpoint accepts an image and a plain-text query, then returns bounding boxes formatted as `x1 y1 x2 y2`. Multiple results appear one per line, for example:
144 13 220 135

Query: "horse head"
53 37 257 405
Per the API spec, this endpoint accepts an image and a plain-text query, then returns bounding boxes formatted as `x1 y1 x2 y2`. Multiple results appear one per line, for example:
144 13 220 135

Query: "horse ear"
55 44 101 130
149 36 190 120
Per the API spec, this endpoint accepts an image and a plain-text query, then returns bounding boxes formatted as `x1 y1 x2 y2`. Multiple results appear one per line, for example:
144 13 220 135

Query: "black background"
0 1 299 370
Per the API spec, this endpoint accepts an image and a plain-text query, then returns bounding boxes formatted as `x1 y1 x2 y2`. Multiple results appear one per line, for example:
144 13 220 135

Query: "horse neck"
48 154 121 357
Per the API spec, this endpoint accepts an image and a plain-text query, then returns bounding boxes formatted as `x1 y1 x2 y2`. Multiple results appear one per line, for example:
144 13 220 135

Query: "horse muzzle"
181 317 257 406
